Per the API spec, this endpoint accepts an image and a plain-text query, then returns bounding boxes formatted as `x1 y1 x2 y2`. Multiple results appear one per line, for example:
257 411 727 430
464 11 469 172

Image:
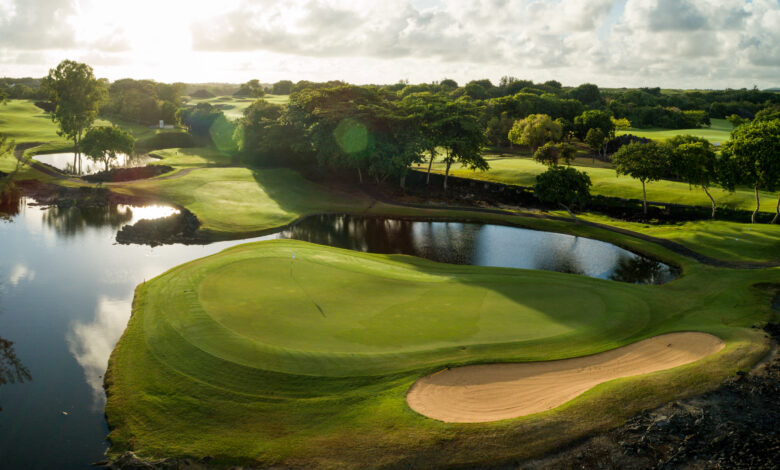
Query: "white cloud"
0 0 777 88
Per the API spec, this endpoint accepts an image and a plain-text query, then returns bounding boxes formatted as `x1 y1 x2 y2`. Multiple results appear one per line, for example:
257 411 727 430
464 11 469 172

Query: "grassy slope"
113 166 370 236
435 156 778 213
617 118 733 143
575 213 780 263
106 239 779 469
148 147 234 168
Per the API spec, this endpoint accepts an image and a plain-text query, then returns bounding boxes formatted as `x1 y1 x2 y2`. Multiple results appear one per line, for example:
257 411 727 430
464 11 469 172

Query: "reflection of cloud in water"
67 296 131 409
8 264 35 286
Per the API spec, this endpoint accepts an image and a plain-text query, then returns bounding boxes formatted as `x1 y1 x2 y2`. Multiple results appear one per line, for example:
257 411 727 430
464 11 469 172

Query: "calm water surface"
0 198 675 469
33 153 152 175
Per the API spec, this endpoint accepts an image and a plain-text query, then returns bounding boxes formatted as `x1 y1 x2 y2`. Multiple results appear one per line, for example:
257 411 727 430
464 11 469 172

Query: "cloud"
0 0 78 50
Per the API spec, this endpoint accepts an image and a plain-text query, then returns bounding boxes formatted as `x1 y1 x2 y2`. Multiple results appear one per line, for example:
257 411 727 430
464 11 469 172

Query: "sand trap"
406 332 724 423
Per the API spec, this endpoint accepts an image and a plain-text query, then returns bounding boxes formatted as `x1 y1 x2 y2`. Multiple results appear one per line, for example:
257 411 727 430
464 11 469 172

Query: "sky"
0 0 778 88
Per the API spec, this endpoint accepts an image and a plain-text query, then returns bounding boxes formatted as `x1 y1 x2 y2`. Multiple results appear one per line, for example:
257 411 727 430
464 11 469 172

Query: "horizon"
1 0 779 89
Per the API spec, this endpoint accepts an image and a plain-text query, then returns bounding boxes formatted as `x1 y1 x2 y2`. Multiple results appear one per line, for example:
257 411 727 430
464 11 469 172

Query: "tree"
80 126 136 172
721 119 780 223
485 111 514 148
612 141 669 215
568 83 602 107
668 139 719 217
439 78 458 90
271 80 294 95
438 99 488 190
533 142 576 167
41 60 107 173
234 79 265 98
508 114 562 154
726 114 749 127
535 166 592 220
400 92 450 185
573 109 614 141
584 128 605 162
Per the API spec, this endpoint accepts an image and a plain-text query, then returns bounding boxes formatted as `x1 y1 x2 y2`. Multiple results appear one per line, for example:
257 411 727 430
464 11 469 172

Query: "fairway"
436 156 778 214
106 239 778 468
617 119 734 143
186 94 289 120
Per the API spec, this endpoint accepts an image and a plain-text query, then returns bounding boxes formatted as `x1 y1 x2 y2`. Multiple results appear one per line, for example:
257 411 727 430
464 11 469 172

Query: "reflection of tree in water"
610 255 668 284
0 289 32 411
283 215 482 265
43 204 134 237
284 215 420 256
0 182 22 218
533 237 586 276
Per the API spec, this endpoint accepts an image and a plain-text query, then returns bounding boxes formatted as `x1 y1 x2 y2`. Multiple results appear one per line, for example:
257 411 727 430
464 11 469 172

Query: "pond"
0 198 676 469
33 153 153 175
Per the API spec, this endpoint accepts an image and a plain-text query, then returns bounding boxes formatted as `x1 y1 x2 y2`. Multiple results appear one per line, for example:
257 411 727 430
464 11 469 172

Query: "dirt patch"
406 332 724 423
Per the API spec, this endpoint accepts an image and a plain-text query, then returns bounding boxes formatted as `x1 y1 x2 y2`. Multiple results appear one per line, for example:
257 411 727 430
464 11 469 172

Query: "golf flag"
292 252 295 260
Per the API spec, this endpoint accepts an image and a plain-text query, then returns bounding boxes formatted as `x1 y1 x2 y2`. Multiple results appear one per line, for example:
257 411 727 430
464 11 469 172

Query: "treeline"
101 79 186 125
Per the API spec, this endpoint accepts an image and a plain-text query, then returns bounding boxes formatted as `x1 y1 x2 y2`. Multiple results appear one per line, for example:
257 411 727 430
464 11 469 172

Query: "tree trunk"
357 167 363 184
400 174 406 190
772 193 779 224
752 185 759 224
703 186 716 218
642 180 648 215
443 160 452 191
560 203 577 221
425 149 435 185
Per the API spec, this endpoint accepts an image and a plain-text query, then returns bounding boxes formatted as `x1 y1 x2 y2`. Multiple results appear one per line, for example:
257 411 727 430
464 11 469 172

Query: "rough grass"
617 119 734 143
106 239 779 469
433 156 777 214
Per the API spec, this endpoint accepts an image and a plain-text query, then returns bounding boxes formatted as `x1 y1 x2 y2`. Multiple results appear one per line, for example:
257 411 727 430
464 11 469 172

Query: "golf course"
0 58 778 468
104 239 777 468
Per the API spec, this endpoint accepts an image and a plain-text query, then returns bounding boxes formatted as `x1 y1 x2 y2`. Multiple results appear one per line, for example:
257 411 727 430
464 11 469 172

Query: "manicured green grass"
149 147 234 168
434 156 778 214
185 95 289 120
106 239 778 468
576 213 780 263
115 166 370 236
617 118 734 143
0 99 190 155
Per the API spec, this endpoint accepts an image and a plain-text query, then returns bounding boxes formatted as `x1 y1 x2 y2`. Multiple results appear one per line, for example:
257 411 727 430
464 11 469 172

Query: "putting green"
142 240 650 377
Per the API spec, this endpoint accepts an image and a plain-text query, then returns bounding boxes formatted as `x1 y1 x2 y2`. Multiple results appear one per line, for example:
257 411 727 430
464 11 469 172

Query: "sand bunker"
406 332 724 423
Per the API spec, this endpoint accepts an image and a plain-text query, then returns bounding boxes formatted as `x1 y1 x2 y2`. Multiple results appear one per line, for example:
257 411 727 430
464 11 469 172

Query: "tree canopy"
508 114 562 153
81 125 136 172
535 166 592 219
41 60 106 161
612 141 669 215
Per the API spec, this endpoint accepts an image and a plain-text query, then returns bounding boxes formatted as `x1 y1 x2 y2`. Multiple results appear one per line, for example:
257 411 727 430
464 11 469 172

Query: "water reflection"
0 335 32 411
0 182 21 218
66 296 131 409
281 215 677 284
34 153 152 176
39 203 179 238
610 256 677 284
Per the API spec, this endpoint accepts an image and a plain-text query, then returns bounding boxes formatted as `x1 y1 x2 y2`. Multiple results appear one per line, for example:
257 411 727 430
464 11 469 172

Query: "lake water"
33 153 153 175
0 197 675 469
